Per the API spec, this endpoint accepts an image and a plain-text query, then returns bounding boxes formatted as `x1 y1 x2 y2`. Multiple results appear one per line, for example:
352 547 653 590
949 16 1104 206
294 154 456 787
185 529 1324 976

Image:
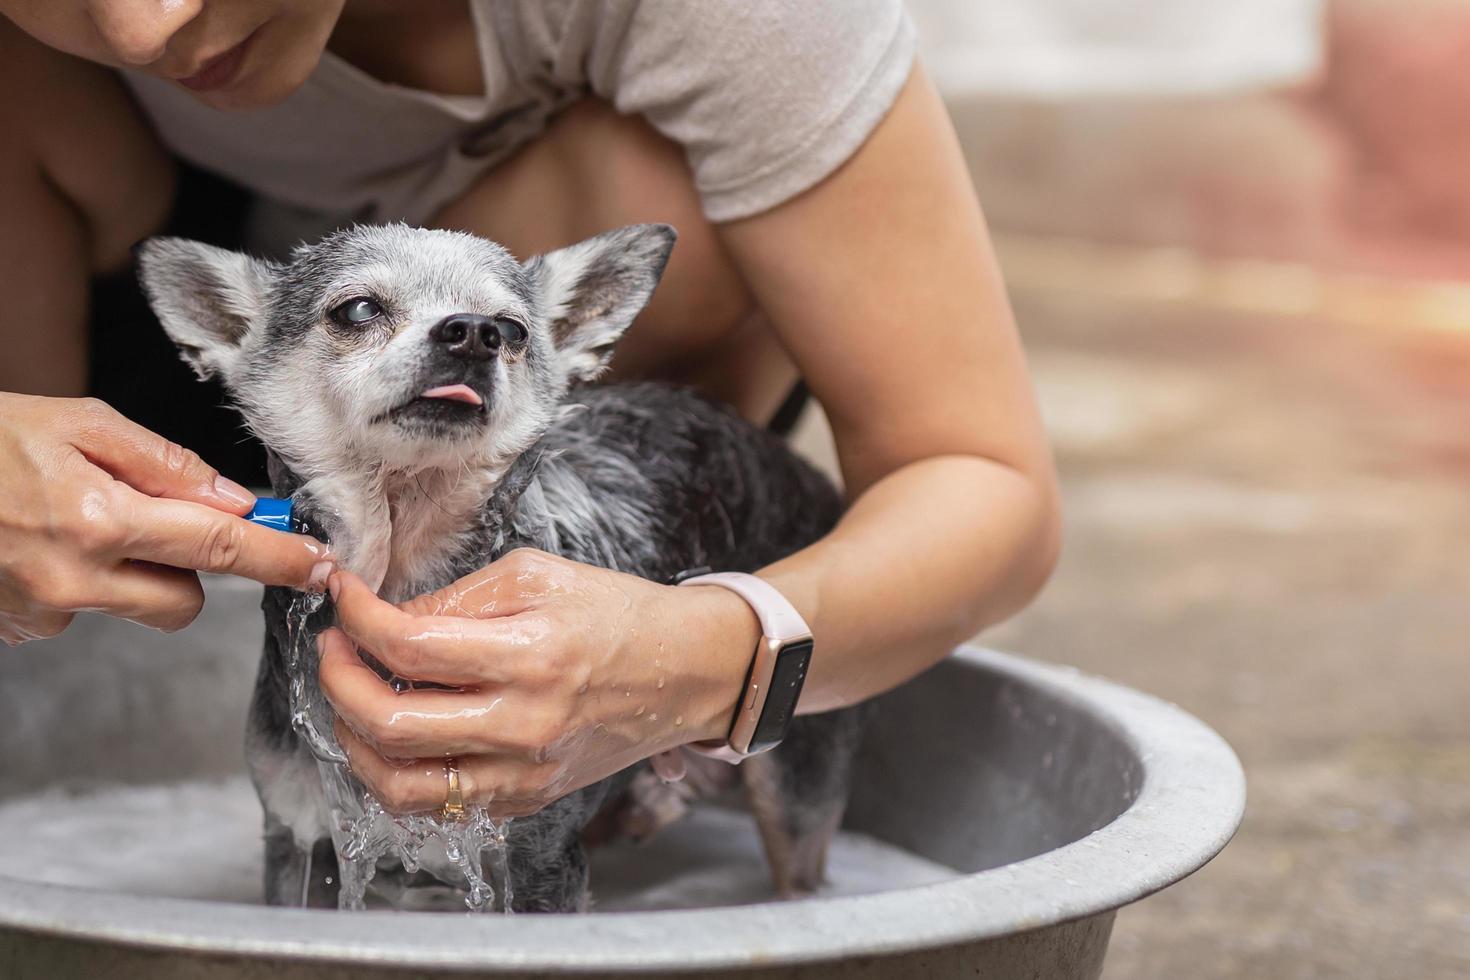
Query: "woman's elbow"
1019 486 1064 609
980 464 1063 631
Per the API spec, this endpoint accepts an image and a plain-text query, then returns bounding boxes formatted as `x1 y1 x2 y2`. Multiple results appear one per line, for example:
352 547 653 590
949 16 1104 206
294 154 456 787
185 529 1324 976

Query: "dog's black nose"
430 314 501 361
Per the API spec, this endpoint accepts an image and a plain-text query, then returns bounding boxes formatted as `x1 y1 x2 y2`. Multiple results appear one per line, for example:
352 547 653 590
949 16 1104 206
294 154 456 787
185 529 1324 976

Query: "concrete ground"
975 261 1470 978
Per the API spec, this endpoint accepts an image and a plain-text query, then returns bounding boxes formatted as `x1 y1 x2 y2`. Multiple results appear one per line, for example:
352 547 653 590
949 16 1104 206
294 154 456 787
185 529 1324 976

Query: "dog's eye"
494 316 529 348
331 297 383 326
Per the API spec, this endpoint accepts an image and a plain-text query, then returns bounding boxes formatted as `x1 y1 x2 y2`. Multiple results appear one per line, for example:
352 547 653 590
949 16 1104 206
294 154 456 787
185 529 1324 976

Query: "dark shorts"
90 166 809 488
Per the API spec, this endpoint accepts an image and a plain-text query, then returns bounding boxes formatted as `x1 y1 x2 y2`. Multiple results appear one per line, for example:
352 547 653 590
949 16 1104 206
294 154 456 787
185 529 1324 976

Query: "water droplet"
674 715 683 726
656 677 665 690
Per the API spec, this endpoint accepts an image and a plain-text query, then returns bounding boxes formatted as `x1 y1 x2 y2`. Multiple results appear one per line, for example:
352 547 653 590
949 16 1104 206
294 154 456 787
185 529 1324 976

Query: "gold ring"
443 757 465 821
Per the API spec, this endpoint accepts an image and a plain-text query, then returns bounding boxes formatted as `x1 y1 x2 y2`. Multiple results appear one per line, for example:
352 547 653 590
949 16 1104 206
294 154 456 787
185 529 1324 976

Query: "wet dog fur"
138 223 866 912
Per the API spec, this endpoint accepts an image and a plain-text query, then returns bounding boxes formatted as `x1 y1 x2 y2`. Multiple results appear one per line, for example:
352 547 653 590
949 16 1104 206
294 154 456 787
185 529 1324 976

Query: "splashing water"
283 592 514 913
282 591 345 766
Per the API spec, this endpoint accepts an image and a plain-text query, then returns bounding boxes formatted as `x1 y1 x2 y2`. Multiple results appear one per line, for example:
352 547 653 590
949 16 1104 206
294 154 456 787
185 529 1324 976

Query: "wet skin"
0 393 333 645
318 561 753 818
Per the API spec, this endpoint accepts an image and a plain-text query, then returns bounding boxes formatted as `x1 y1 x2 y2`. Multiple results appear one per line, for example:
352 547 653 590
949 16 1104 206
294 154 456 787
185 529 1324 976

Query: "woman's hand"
0 393 334 645
318 549 758 817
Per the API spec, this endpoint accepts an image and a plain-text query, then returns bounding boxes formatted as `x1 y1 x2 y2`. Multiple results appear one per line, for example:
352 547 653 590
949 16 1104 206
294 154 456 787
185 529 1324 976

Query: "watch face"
748 639 813 753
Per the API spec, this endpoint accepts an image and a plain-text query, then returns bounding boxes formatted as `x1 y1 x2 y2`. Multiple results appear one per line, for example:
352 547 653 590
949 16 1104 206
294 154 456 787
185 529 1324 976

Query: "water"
281 592 345 766
0 777 957 910
282 592 513 913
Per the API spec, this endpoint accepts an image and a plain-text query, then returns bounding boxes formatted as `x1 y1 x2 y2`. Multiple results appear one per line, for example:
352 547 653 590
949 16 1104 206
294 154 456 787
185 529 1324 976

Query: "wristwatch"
676 571 814 762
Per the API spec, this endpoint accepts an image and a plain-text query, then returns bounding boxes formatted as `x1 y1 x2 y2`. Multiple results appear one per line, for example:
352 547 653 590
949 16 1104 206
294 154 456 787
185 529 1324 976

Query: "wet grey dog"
137 223 865 911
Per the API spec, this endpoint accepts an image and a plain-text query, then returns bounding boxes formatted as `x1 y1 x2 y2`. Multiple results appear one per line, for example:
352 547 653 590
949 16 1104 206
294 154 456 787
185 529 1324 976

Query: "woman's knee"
433 100 757 373
0 18 174 274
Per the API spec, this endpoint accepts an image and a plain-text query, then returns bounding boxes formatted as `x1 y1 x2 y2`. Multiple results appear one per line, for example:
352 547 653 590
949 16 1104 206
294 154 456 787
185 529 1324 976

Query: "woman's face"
0 0 346 109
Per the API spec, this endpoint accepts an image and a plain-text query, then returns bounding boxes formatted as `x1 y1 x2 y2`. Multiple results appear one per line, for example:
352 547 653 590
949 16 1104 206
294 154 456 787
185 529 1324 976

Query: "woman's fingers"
0 609 73 646
396 555 547 619
102 561 206 632
0 394 304 644
328 572 429 675
333 721 457 814
121 492 333 590
67 397 256 513
649 749 688 783
317 628 548 759
333 721 550 819
1 553 202 631
329 571 549 685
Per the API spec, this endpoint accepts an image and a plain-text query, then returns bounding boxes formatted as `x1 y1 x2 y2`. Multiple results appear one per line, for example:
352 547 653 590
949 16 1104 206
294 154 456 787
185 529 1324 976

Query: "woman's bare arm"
719 65 1060 712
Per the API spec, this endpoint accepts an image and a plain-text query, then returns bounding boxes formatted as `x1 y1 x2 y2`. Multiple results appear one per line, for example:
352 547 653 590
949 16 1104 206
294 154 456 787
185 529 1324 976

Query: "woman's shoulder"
491 0 918 223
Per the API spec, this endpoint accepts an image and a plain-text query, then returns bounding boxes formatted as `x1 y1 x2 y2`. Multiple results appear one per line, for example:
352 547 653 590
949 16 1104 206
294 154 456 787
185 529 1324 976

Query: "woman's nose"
88 0 204 66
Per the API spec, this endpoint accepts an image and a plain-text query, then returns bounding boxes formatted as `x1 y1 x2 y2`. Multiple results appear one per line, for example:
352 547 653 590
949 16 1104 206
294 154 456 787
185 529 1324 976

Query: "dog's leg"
252 739 337 908
583 754 744 846
263 820 340 908
742 705 870 897
251 587 340 906
504 840 592 913
505 786 623 912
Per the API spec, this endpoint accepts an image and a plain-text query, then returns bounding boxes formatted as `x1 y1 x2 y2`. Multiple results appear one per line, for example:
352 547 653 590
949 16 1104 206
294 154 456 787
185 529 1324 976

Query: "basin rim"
0 646 1246 972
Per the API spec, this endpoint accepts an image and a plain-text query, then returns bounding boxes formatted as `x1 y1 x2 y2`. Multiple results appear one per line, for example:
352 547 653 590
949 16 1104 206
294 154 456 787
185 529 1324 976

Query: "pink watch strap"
677 572 812 763
677 572 810 645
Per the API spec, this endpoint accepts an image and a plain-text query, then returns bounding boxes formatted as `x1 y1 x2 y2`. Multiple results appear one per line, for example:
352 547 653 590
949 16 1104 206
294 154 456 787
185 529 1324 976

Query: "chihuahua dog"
137 223 865 912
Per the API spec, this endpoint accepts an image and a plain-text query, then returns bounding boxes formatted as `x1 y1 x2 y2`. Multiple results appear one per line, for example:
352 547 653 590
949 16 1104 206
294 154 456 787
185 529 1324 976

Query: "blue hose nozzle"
245 496 298 534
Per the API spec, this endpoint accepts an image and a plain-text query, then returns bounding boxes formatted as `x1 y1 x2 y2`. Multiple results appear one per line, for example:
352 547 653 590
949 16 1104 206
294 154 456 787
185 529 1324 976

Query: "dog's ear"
525 224 676 382
136 237 274 382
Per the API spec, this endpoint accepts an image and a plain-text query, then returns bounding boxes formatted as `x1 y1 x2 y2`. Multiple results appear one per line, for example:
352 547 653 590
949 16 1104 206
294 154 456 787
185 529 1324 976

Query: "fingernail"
213 476 255 509
308 561 333 594
327 572 342 602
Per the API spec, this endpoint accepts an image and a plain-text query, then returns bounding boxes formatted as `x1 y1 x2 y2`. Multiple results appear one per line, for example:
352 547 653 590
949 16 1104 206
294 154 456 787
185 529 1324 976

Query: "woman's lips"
178 30 257 92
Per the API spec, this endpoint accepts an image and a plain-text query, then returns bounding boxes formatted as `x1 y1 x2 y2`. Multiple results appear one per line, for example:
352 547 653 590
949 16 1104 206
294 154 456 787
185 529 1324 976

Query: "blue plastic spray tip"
245 496 295 533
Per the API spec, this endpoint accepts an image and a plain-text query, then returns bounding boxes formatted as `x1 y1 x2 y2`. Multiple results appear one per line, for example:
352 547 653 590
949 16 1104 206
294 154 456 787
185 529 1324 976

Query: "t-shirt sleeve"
552 0 917 223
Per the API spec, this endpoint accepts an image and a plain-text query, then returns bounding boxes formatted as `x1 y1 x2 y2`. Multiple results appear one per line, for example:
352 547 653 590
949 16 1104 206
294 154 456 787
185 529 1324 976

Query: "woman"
0 1 1058 816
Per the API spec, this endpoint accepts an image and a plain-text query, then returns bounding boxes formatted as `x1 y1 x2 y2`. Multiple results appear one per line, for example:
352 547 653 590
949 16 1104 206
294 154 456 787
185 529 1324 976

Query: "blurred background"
909 0 1470 976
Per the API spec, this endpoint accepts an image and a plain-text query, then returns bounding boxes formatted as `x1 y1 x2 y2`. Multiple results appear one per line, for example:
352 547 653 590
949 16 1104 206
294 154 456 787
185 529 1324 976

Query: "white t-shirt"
122 0 916 242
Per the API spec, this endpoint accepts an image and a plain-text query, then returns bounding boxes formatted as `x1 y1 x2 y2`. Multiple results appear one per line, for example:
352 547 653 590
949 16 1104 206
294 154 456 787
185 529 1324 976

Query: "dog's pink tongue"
420 384 483 406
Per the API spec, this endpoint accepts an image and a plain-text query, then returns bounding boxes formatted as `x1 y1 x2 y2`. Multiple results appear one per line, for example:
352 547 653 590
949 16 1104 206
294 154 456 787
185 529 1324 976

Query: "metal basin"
0 577 1244 978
